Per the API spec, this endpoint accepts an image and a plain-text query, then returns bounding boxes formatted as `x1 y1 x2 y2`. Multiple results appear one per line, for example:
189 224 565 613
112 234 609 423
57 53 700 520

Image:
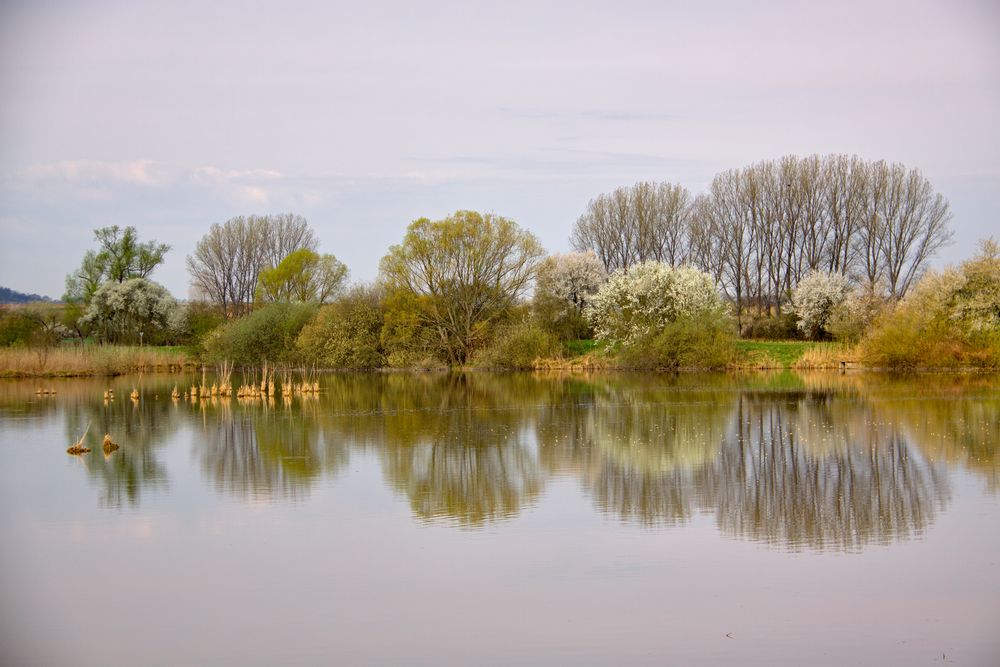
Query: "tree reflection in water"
320 373 548 527
539 375 965 550
57 379 178 508
705 390 949 550
27 371 998 548
196 394 348 501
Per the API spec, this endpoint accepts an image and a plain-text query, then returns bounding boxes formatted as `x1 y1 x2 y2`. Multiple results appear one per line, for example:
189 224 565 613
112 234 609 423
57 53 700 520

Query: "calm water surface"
0 372 998 666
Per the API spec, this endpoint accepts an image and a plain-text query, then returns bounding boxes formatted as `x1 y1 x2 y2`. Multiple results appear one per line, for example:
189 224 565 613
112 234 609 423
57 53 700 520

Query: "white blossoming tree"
585 261 727 345
533 251 607 339
80 277 180 344
790 271 852 340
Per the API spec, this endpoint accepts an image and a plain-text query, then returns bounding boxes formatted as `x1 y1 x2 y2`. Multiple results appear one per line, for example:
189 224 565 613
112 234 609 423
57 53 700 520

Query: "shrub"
475 319 560 370
167 301 226 346
827 287 889 344
379 289 447 368
533 251 607 341
790 271 851 340
861 268 1000 370
0 307 42 346
741 312 801 340
951 238 1000 332
79 278 181 345
586 262 727 345
618 311 736 370
297 286 386 369
202 302 316 366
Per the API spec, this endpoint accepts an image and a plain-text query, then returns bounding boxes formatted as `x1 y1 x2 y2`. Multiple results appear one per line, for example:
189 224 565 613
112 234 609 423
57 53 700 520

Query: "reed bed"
791 344 858 370
0 345 195 377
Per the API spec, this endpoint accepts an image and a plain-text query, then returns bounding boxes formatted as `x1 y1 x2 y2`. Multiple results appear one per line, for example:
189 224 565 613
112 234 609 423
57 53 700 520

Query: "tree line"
19 152 979 368
572 155 952 321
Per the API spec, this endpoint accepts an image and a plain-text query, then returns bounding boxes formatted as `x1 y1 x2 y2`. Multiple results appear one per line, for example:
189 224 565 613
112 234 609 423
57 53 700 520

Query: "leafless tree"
187 214 319 316
686 155 952 315
571 181 693 272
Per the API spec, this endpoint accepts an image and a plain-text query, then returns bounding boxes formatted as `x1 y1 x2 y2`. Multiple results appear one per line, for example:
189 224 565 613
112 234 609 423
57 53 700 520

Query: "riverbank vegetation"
3 153 998 376
0 344 193 377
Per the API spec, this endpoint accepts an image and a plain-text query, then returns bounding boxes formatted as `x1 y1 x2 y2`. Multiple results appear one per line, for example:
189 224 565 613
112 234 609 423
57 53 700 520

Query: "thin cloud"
498 107 680 122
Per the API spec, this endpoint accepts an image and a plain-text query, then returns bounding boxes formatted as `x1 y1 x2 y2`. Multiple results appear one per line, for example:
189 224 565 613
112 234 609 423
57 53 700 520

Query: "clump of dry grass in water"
67 422 92 455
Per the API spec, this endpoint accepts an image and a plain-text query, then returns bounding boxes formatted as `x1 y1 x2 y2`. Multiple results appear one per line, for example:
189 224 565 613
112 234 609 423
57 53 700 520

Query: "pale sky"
1 0 998 299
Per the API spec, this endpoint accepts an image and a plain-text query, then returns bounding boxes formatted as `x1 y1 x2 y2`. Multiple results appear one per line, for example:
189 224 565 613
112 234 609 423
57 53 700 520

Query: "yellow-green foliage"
617 311 736 370
379 211 544 365
475 320 560 370
202 303 316 366
862 245 1000 370
297 287 385 369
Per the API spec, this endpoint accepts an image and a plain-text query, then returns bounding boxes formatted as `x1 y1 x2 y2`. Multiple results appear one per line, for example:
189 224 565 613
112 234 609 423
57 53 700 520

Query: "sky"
1 0 998 299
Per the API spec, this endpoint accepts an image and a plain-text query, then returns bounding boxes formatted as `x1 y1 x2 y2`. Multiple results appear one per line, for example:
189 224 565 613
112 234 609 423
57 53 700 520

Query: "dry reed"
0 345 193 378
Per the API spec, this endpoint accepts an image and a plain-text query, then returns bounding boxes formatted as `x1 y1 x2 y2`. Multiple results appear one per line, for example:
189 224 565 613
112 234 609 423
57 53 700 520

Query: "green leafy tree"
93 226 170 283
64 226 170 305
256 249 348 304
379 210 544 365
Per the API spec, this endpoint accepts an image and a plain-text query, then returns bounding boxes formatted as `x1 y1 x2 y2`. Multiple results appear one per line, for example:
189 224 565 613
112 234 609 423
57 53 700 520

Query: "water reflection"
4 371 996 549
8 378 183 508
195 394 348 501
706 391 949 550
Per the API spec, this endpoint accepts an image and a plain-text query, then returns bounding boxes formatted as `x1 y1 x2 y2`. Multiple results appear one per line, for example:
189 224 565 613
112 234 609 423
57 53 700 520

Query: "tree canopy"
379 210 545 364
187 214 319 316
64 226 170 304
79 277 180 344
256 249 348 304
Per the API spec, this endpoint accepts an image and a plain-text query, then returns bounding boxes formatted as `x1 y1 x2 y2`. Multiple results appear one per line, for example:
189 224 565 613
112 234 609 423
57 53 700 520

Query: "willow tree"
379 210 545 365
256 249 348 304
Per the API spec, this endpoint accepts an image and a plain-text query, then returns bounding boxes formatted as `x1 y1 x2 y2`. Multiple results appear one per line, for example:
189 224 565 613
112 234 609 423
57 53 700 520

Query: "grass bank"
0 345 196 377
733 340 851 369
528 339 852 371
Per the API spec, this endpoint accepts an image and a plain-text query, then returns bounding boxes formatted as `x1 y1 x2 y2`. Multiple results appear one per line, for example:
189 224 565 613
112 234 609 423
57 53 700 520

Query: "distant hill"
0 286 56 304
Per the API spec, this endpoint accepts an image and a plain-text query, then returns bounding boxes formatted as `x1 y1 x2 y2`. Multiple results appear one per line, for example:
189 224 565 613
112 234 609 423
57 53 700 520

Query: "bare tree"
187 214 319 316
684 154 952 318
877 165 953 298
571 181 693 271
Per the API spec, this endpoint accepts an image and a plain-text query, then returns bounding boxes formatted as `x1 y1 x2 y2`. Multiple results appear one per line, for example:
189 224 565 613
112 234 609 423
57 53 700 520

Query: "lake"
1 371 998 666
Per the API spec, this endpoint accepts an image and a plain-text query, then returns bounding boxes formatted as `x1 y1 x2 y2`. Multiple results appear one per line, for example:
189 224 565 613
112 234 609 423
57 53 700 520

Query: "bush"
167 301 226 346
827 287 889 344
475 320 560 370
0 307 42 346
533 251 606 341
861 267 1000 370
297 287 386 369
379 289 447 368
741 312 801 340
203 302 316 366
618 311 736 370
790 271 851 340
586 262 727 345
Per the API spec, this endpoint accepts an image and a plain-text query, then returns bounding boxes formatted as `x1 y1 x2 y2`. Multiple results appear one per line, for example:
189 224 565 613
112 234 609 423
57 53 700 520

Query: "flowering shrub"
80 278 181 344
533 251 607 340
585 262 727 345
790 271 851 340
